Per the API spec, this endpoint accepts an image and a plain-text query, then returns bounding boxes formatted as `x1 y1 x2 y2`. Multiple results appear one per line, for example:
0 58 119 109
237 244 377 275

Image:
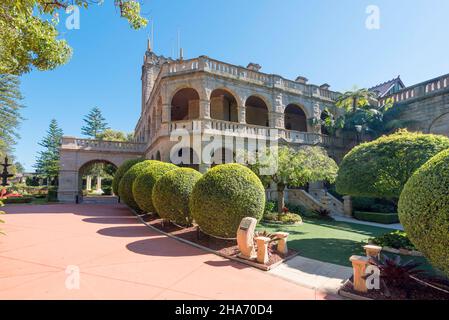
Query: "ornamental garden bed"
138 214 298 271
339 275 449 300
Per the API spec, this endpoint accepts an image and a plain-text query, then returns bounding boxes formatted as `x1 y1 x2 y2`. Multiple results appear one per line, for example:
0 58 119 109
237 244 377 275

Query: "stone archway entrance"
78 160 118 203
57 137 145 203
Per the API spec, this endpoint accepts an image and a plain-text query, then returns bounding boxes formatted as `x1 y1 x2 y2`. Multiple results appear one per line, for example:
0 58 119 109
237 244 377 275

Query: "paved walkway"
331 214 403 230
269 256 352 295
0 204 339 300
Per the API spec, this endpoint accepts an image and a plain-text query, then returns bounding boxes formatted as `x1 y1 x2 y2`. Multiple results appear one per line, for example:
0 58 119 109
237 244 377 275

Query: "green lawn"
259 218 437 273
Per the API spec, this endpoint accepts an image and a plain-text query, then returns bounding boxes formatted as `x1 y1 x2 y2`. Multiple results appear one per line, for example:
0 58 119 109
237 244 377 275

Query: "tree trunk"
277 183 286 217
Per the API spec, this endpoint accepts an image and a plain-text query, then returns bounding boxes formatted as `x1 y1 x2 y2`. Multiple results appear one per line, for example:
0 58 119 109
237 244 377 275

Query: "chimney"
247 63 262 72
320 83 331 90
295 76 308 84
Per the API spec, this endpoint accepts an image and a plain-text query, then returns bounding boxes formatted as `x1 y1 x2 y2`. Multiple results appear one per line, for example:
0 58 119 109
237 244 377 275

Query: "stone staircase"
81 196 119 205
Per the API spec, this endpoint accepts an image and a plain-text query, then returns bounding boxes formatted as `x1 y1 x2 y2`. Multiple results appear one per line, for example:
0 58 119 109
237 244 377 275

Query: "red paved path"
0 204 334 300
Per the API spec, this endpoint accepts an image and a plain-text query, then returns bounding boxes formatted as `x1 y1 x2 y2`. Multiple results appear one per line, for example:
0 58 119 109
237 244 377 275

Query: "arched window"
284 104 307 132
245 96 269 127
210 89 238 122
171 88 200 121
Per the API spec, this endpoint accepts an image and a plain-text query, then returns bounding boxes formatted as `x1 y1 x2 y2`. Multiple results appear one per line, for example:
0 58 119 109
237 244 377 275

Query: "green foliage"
370 231 416 251
250 146 338 213
353 211 399 224
2 197 33 204
352 197 397 213
0 74 24 155
190 164 265 238
117 160 154 211
398 149 449 277
263 212 302 224
81 107 109 139
46 187 58 202
112 158 143 196
264 201 276 214
97 129 134 142
0 1 147 75
132 161 177 213
336 130 449 200
34 119 64 181
152 168 202 226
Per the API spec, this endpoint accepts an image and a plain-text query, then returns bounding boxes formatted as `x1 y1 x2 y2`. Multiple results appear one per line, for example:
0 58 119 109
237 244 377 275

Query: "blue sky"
16 0 449 171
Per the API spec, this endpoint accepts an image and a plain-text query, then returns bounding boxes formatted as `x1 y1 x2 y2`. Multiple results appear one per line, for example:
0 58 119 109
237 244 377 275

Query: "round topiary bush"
190 163 265 239
336 130 449 200
112 158 144 195
398 148 449 277
118 160 154 211
152 168 202 226
132 161 177 213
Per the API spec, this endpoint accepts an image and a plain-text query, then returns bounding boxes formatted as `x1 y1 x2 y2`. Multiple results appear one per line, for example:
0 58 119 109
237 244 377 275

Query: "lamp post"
1 156 14 187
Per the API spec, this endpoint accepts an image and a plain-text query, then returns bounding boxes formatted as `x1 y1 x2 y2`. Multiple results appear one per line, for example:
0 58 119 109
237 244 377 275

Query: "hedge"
2 197 33 204
112 158 144 196
398 148 449 277
353 211 399 224
336 130 449 200
132 161 177 213
152 168 202 226
118 160 155 211
190 163 265 238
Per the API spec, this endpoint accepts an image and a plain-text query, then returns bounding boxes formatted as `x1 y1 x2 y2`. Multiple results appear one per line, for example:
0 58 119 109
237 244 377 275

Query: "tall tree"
0 1 148 75
250 146 338 215
34 119 63 183
0 74 24 156
96 129 133 142
81 107 109 139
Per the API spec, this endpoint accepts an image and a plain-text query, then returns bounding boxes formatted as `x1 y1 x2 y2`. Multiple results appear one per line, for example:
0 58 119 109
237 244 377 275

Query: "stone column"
349 255 369 293
255 237 270 265
363 245 382 259
274 232 289 255
343 196 353 217
199 99 211 119
238 106 246 124
161 103 171 123
86 175 92 191
269 112 284 129
96 176 102 192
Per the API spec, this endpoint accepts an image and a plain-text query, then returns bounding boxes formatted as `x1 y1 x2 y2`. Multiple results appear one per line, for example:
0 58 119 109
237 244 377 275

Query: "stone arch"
245 95 269 127
78 159 118 197
210 88 239 122
284 104 308 132
429 112 449 136
170 88 200 121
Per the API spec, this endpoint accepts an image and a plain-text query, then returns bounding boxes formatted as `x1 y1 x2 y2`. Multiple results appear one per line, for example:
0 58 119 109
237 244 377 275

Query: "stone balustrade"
159 57 340 102
379 73 449 105
61 137 146 153
165 119 345 148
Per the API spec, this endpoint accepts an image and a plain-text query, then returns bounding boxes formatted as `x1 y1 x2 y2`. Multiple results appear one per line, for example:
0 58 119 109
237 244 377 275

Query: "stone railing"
166 119 345 148
60 137 146 153
379 73 449 105
158 56 340 102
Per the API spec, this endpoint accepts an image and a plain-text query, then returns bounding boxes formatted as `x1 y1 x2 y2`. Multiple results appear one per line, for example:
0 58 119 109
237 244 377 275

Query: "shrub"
279 213 302 224
118 160 155 211
132 161 177 213
152 168 202 226
354 211 399 224
264 200 276 214
47 187 58 202
190 163 265 238
112 158 144 196
2 197 33 204
370 231 416 251
336 130 449 200
398 148 449 277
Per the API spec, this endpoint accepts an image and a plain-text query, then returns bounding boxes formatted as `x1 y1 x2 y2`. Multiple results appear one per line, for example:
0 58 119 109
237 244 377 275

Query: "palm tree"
336 87 378 113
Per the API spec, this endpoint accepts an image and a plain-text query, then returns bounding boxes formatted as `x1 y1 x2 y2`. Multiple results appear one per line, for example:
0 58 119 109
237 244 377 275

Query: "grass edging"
129 208 298 272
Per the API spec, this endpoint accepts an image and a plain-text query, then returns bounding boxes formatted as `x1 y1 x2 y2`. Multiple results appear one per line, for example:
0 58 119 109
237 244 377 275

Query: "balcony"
152 57 340 103
61 137 146 154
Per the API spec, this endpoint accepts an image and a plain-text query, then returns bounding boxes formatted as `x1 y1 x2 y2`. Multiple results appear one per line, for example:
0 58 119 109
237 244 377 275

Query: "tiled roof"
369 76 405 97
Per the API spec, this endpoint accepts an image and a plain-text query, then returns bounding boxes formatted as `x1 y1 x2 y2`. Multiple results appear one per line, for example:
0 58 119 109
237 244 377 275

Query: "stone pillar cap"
363 244 382 250
274 232 289 238
349 255 369 263
255 236 271 242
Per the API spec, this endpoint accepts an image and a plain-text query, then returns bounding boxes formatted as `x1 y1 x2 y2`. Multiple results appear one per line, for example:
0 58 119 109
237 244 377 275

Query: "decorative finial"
179 48 184 61
147 37 152 52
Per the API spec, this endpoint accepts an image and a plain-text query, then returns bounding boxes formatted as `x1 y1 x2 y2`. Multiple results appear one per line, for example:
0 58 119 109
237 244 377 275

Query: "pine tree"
0 74 24 157
34 119 63 183
81 107 109 139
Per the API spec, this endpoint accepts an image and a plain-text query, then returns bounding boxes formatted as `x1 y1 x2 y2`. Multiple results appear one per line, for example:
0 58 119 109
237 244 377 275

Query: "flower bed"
138 214 298 271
